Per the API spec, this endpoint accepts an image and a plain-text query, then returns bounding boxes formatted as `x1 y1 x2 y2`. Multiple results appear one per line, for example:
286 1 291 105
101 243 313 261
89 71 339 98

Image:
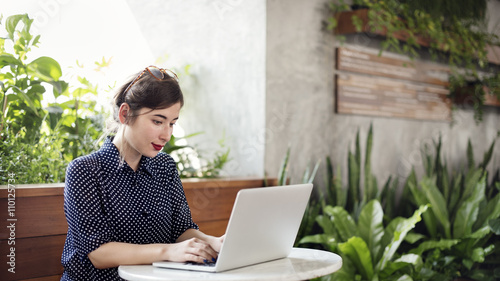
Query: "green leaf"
338 237 374 280
408 179 437 237
0 54 23 67
471 247 485 263
298 234 337 249
376 204 428 272
6 14 26 40
12 86 39 116
466 139 475 169
448 174 462 214
326 156 335 205
474 189 500 228
324 205 357 241
348 151 360 208
358 200 384 262
462 259 473 270
489 218 500 235
409 239 459 255
277 147 290 185
480 139 495 169
364 124 376 200
404 232 425 244
420 177 451 238
380 254 421 279
303 159 320 184
316 214 337 237
335 166 345 207
465 225 491 239
27 56 62 81
49 80 69 97
395 275 413 281
453 176 485 238
331 254 358 281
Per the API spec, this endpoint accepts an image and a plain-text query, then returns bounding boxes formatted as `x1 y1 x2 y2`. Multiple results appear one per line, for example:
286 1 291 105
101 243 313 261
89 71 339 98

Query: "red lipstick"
152 143 163 151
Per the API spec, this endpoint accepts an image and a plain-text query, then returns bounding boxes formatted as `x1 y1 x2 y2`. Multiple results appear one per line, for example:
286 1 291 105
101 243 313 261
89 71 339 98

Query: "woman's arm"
88 242 168 269
88 229 224 269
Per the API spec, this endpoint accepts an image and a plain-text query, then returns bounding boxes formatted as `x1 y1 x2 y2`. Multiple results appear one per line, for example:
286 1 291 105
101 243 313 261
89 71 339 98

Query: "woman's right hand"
164 237 219 264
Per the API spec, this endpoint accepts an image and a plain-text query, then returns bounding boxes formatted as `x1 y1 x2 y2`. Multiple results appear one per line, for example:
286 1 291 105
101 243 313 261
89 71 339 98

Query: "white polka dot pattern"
60 137 198 280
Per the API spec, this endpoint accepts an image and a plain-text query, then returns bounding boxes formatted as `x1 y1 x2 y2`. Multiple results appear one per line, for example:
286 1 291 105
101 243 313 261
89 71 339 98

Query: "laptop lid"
153 183 313 272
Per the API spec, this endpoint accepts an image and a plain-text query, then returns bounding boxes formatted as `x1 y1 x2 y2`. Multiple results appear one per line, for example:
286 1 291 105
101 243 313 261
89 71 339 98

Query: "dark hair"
112 70 184 127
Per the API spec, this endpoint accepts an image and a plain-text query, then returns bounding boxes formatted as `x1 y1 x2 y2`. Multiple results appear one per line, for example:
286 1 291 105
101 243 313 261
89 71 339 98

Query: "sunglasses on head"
123 65 179 95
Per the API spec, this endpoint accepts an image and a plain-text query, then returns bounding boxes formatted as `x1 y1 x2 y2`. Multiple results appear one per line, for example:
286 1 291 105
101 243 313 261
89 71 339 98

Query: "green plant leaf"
401 169 417 212
466 139 475 169
11 86 39 116
489 218 500 235
331 254 358 281
27 56 62 81
358 200 384 262
302 159 320 184
379 254 421 279
348 151 360 209
338 236 374 280
448 174 462 214
325 156 344 208
408 179 437 237
453 176 485 238
5 14 26 40
480 139 495 169
316 214 337 238
420 177 451 238
324 205 357 241
404 232 425 244
376 204 428 272
298 234 337 250
0 54 23 67
471 247 485 263
462 169 484 202
364 123 376 200
409 239 459 255
465 225 491 239
49 80 69 97
277 147 290 185
335 165 345 208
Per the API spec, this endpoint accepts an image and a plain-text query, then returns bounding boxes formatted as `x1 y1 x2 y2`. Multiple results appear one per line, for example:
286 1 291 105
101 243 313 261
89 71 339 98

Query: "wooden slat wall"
0 177 276 281
335 47 452 121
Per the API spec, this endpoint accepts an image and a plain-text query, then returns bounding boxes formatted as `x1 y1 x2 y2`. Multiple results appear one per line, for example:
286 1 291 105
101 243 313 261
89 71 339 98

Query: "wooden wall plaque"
335 47 452 121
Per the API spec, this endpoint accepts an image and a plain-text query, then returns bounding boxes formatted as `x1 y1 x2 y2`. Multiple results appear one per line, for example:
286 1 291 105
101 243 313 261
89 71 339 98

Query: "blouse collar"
99 137 154 177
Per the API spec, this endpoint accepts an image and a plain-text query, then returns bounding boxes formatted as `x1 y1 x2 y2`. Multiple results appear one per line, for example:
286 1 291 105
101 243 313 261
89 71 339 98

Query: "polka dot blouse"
61 137 198 280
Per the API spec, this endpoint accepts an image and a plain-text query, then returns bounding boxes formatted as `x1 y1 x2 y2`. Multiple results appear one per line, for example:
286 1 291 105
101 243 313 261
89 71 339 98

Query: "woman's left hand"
208 234 225 252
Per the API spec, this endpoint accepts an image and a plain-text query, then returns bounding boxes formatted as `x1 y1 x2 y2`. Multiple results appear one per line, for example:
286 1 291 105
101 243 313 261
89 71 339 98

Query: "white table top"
118 247 342 281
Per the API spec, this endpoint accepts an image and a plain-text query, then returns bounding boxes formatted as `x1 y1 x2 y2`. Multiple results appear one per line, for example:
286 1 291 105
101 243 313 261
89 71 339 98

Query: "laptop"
153 183 313 273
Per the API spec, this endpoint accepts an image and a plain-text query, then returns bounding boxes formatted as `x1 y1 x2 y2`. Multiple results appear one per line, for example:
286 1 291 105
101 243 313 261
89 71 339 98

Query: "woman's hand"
165 237 218 264
207 234 225 253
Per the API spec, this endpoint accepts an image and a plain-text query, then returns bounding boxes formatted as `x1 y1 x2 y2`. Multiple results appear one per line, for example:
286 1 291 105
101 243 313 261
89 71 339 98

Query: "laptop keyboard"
185 260 216 267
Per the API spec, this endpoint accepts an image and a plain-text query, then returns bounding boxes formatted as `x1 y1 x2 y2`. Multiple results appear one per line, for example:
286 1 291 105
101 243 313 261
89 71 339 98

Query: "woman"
61 66 224 280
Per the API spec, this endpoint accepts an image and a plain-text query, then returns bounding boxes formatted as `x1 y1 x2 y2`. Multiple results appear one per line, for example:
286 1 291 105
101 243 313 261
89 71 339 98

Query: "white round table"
118 247 342 281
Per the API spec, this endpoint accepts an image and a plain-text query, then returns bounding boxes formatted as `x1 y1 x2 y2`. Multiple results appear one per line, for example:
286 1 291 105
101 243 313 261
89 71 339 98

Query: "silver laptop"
153 183 313 272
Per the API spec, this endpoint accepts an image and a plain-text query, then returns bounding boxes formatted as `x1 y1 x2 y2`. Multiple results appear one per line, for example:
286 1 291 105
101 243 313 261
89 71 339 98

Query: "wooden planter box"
0 177 277 281
333 9 500 65
453 85 500 107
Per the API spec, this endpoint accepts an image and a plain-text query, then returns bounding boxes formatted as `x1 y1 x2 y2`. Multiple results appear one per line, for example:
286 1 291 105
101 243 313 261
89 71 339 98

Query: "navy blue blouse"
61 137 198 280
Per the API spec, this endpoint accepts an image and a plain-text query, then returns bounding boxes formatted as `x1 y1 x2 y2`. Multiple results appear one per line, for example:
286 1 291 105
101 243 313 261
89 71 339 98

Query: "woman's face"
123 102 181 159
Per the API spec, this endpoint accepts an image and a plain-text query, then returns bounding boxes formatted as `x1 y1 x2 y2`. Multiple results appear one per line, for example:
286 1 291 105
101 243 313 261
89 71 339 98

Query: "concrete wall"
126 0 267 177
265 0 500 190
124 0 499 188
